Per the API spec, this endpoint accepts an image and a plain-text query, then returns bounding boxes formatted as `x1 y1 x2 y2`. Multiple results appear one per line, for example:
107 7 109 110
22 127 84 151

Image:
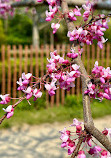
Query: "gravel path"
0 116 111 158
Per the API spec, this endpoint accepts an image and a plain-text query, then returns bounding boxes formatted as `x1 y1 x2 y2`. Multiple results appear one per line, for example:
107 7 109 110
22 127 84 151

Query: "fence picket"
56 44 60 106
50 44 54 107
24 45 28 73
46 45 50 108
106 43 110 67
101 44 105 66
67 44 70 96
30 45 33 86
18 45 22 96
1 45 5 94
13 45 17 103
7 45 11 95
61 44 65 105
1 44 111 107
35 46 39 77
91 45 95 69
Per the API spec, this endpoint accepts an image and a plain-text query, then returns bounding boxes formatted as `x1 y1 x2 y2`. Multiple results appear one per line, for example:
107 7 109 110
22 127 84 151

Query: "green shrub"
64 94 83 108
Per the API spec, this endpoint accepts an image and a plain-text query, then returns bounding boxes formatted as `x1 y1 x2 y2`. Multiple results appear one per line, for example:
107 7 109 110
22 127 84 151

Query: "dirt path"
0 116 111 158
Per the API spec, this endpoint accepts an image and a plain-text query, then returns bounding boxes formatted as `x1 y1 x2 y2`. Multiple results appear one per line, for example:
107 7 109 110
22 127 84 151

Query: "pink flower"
37 0 44 2
3 105 14 119
0 94 11 104
17 78 26 90
73 6 81 16
45 80 57 96
51 23 60 34
60 128 69 142
70 118 83 126
68 11 77 21
77 151 86 158
46 0 56 6
23 86 33 100
105 128 111 138
45 10 54 21
33 89 42 101
101 150 108 158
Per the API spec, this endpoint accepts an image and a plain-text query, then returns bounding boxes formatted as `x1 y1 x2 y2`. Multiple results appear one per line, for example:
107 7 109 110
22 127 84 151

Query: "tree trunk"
32 12 39 48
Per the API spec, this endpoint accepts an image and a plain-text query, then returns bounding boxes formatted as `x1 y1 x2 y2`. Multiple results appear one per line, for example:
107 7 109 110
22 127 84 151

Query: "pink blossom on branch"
3 105 14 119
0 94 11 104
51 23 60 34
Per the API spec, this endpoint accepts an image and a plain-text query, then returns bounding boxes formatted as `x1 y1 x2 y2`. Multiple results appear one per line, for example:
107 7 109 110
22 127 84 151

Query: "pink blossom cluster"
68 6 81 21
0 0 14 17
85 61 111 100
0 49 80 117
46 50 80 95
17 72 42 100
60 118 84 155
67 16 109 49
51 23 60 34
60 118 111 157
3 105 14 119
0 72 42 118
82 1 93 21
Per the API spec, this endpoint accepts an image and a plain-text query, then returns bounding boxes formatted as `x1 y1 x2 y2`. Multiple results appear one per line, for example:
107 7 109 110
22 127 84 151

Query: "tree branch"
10 0 111 10
61 0 111 155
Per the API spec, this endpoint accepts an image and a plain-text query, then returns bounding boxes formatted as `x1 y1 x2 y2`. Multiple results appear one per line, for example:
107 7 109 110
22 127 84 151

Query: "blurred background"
0 0 111 158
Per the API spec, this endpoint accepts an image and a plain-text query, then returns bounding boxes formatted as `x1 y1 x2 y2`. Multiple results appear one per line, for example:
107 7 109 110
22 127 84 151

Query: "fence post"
45 44 50 108
13 45 17 103
61 44 66 105
1 45 5 95
18 45 23 96
7 45 11 95
56 44 60 107
50 44 54 107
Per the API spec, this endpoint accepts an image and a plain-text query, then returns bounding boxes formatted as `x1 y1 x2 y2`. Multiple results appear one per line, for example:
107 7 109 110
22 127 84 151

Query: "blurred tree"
0 20 6 44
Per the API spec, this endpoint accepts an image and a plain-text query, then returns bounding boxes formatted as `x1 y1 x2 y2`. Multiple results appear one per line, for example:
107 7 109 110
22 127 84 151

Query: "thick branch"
61 0 111 154
61 0 93 125
71 130 86 158
10 0 111 10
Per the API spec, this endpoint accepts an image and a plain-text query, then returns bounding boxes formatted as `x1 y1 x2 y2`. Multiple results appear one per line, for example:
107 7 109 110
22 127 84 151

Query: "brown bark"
11 0 111 10
61 0 111 155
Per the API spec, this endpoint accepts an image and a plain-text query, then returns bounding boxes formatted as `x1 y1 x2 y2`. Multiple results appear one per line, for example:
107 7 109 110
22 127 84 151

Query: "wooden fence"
0 43 111 106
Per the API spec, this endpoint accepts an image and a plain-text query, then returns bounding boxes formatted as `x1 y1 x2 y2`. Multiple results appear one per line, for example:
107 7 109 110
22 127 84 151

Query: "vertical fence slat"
7 45 11 95
91 45 95 69
101 44 105 66
106 43 110 67
18 45 22 96
87 45 90 74
30 45 33 86
40 45 44 77
46 45 50 108
1 45 5 94
97 46 100 63
2 43 111 106
13 45 17 102
40 45 44 91
61 44 65 105
24 45 28 73
50 44 54 107
82 45 85 65
67 44 70 95
56 44 60 107
35 46 39 77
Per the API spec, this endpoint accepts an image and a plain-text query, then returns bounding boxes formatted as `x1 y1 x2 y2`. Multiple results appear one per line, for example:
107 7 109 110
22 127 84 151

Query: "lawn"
0 95 111 129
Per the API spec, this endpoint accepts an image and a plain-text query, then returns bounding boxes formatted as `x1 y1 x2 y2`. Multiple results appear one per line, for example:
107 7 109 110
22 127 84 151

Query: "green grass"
0 95 111 129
